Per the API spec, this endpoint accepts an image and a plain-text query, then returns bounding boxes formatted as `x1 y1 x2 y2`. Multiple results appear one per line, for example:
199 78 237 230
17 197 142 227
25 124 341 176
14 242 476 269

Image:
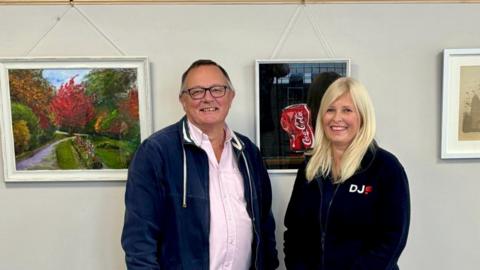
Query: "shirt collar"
187 120 233 147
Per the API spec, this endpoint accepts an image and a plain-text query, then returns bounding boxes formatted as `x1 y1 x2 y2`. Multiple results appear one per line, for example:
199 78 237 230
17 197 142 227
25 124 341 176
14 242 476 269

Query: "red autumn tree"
50 77 95 133
119 87 139 121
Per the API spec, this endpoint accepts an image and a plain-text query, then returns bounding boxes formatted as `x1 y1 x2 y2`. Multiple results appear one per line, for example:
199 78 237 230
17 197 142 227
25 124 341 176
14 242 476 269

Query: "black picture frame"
255 59 350 172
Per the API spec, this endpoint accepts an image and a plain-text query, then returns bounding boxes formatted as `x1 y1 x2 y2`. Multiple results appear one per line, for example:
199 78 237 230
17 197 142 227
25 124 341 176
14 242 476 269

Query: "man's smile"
200 107 219 112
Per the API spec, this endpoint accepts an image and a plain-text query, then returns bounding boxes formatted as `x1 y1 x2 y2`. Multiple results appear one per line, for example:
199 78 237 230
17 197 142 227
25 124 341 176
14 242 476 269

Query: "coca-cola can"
280 103 314 152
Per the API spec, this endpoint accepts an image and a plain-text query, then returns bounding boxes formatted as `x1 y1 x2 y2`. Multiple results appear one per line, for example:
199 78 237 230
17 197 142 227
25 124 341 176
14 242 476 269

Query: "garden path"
16 137 72 170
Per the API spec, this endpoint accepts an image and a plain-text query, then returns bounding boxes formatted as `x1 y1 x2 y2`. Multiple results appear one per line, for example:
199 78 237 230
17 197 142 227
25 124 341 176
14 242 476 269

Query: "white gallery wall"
0 3 479 270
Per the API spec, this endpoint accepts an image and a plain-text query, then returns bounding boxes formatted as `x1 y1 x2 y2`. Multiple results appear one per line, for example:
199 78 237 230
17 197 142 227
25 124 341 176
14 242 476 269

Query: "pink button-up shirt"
188 121 253 270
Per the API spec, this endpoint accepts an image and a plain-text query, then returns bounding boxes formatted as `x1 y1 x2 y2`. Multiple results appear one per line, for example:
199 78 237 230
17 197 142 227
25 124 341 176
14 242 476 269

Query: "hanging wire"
25 6 72 56
270 5 302 59
303 3 335 57
270 3 335 59
74 5 126 56
26 0 126 56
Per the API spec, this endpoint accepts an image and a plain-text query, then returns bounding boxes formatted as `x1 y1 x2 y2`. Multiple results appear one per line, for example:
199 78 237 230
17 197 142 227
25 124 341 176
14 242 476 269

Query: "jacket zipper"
319 178 341 270
241 152 259 270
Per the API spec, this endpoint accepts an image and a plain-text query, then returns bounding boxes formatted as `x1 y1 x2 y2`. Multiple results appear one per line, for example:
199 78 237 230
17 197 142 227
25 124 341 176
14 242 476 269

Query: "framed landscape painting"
0 57 152 181
442 49 480 159
255 59 350 173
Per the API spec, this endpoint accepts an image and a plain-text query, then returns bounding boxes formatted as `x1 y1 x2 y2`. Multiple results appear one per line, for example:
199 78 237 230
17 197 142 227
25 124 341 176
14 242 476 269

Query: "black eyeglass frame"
181 85 229 100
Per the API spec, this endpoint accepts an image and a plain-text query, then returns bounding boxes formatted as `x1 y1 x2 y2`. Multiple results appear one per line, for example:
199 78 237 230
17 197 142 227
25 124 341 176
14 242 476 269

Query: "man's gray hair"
179 59 234 95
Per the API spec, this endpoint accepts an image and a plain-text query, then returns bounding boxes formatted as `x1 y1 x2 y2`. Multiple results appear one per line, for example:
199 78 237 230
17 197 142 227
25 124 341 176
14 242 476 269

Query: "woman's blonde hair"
305 77 376 183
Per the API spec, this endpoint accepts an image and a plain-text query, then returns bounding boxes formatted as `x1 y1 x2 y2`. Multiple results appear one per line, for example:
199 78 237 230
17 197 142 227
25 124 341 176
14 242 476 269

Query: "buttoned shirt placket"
187 121 252 270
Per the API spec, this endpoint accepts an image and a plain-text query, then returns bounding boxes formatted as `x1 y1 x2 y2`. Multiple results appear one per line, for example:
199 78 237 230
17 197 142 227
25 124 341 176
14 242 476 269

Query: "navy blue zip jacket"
284 145 410 270
121 117 279 270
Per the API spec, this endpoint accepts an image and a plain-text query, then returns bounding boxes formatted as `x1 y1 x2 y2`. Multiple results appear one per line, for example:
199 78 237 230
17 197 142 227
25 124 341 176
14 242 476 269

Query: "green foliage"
11 102 41 149
83 115 97 134
95 109 133 139
13 120 31 155
94 107 140 141
38 125 56 144
100 109 119 130
125 122 140 146
56 140 81 169
95 141 120 150
91 136 136 168
95 148 129 169
83 69 140 142
84 69 137 109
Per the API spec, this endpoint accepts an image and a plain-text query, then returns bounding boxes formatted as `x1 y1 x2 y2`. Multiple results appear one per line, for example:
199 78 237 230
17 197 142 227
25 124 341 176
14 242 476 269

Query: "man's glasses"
182 85 229 100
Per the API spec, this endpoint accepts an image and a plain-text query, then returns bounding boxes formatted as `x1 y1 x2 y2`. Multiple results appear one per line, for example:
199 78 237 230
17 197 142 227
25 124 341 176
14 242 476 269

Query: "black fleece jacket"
284 145 410 270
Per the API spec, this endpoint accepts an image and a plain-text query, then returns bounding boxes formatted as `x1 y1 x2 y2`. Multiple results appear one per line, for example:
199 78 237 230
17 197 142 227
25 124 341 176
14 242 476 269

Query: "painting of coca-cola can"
0 57 152 182
255 59 350 172
280 104 314 152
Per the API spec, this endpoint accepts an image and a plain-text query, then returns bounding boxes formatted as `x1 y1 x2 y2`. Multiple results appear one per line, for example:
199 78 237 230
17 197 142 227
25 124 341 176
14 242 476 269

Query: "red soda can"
280 103 314 152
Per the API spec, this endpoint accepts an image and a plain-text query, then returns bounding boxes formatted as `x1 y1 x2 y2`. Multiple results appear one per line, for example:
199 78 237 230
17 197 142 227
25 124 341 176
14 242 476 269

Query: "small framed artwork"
442 49 480 159
0 57 152 181
255 59 350 173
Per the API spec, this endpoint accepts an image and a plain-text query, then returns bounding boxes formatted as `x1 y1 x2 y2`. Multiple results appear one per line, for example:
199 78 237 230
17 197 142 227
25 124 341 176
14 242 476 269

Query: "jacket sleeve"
121 140 165 270
283 163 309 270
256 149 280 270
350 157 410 270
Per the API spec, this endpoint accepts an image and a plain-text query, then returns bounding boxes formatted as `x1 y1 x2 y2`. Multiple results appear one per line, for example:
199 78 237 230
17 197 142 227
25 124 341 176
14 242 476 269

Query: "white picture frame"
255 59 351 173
442 49 480 159
0 57 152 181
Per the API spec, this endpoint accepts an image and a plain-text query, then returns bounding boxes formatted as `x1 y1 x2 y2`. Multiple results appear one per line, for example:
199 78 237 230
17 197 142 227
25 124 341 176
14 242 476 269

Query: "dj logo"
349 184 373 195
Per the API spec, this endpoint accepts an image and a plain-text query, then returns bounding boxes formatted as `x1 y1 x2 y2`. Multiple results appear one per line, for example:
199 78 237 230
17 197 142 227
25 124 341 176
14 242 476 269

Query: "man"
121 59 279 270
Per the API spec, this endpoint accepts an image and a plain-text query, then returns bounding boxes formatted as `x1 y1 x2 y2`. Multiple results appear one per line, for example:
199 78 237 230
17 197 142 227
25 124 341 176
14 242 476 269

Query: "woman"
284 77 410 270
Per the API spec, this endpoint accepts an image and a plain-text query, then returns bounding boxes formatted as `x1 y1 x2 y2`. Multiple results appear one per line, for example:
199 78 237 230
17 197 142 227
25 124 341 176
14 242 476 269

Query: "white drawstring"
182 146 187 208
